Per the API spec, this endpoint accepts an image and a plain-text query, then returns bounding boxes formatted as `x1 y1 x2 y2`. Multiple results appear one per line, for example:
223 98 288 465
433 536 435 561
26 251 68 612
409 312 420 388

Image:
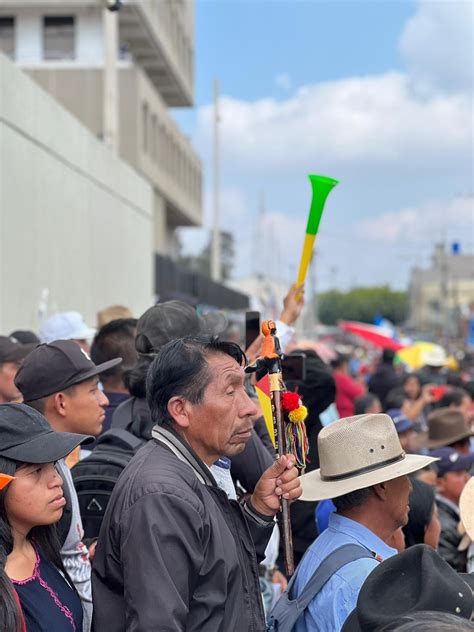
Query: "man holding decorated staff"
92 335 301 631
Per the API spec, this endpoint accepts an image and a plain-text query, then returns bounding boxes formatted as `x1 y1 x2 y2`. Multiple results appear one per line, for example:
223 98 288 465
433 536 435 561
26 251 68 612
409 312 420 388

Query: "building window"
0 17 15 59
43 16 75 60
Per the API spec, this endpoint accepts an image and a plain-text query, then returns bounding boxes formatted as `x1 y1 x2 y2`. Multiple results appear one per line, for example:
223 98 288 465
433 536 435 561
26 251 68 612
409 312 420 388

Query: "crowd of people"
0 288 473 631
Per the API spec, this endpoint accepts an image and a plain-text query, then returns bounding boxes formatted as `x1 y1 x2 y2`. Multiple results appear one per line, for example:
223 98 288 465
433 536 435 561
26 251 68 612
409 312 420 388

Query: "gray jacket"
92 426 274 631
57 460 92 631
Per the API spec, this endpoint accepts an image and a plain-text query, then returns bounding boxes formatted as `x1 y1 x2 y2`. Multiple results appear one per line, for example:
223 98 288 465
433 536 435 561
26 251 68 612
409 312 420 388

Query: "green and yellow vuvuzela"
296 174 339 287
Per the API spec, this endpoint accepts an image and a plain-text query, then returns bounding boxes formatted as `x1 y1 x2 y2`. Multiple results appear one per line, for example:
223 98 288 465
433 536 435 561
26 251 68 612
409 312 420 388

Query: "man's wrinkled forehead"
205 351 245 383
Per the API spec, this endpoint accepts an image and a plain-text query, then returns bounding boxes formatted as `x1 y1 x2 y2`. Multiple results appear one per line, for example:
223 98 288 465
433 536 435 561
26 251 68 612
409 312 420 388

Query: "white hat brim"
459 478 474 540
68 326 96 341
300 454 439 502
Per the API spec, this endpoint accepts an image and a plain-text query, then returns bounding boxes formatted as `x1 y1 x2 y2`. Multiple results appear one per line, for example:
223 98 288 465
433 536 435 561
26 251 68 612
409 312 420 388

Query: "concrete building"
0 0 202 257
0 53 154 332
408 243 474 338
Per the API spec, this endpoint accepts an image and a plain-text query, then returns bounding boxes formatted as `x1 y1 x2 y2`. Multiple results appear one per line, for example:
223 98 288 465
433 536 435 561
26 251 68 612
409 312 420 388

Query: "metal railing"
155 255 249 310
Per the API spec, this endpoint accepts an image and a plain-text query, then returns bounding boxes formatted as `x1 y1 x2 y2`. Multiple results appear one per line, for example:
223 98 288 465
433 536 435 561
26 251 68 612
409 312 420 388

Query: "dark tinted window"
43 16 75 60
0 17 15 59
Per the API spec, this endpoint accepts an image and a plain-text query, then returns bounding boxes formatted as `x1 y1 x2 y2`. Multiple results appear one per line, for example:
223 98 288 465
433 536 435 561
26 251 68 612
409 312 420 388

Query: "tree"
318 286 408 325
177 230 235 281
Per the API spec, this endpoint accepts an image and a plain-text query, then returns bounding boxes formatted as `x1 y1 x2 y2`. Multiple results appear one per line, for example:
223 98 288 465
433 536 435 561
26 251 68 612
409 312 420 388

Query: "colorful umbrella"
338 320 405 351
396 342 457 370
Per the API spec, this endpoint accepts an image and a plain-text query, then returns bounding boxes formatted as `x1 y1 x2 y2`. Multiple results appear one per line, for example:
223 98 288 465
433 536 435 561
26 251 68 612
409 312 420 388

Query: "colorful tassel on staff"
281 391 309 470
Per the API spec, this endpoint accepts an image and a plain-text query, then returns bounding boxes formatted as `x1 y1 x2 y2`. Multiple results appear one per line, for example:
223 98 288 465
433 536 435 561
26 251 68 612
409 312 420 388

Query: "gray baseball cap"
135 301 227 354
0 403 93 463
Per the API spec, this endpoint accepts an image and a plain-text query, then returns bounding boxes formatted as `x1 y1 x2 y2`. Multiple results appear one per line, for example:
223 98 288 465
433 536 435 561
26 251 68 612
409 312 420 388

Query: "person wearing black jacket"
285 349 336 565
368 348 401 409
92 336 301 631
111 300 274 492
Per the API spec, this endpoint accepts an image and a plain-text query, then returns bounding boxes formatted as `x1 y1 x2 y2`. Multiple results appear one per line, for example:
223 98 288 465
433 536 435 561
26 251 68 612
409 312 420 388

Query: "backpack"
71 428 145 539
267 544 374 632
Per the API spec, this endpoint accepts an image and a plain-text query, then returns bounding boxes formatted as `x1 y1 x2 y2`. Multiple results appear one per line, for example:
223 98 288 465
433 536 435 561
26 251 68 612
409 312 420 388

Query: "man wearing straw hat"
291 413 438 632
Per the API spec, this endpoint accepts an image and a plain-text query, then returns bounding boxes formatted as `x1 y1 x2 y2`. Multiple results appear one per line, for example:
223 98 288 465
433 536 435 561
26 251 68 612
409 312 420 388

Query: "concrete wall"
26 65 203 230
0 54 154 332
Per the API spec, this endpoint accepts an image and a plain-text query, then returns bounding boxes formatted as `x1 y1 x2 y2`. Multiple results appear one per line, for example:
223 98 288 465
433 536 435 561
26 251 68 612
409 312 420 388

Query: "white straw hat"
300 414 438 501
459 477 474 540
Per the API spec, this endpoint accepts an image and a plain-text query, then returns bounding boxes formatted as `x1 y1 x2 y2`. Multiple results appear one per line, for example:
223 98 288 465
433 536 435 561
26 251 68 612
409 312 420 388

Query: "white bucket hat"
39 311 96 343
300 414 438 501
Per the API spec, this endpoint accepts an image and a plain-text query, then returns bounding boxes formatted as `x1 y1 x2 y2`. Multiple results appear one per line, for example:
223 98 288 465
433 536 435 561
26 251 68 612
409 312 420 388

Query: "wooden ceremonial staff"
246 320 294 576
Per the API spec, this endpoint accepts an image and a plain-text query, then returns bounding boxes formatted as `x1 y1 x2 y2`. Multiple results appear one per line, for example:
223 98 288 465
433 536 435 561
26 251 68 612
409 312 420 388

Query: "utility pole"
311 250 319 326
103 5 119 152
302 250 318 337
211 79 221 281
438 241 449 345
253 191 265 278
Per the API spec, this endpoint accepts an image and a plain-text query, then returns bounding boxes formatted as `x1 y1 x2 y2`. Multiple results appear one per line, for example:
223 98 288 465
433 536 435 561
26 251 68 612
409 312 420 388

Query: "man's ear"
49 392 68 418
372 481 388 502
167 396 190 429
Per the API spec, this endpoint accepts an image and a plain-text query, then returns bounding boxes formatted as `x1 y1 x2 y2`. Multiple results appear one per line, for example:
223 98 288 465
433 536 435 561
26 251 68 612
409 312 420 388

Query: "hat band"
320 452 406 482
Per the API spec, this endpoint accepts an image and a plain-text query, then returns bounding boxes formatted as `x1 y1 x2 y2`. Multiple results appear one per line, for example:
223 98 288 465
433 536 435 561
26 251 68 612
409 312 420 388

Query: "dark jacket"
436 495 466 572
92 426 274 632
111 396 273 493
368 363 400 408
285 350 336 565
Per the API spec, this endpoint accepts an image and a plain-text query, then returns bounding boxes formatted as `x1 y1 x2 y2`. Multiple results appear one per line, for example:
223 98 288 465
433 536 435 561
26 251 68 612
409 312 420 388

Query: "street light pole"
211 79 221 281
103 5 119 153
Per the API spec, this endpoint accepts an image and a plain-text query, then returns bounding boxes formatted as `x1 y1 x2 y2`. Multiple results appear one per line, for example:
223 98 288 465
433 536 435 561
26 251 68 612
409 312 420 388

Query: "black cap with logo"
14 340 122 402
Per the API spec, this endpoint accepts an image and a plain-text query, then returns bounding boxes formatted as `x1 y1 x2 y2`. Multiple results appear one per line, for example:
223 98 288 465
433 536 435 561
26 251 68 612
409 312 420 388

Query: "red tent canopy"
338 321 405 351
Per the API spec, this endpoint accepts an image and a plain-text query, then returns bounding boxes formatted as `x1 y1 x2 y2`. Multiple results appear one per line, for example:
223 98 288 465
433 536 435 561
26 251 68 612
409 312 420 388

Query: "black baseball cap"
135 301 227 354
14 340 122 402
9 330 40 345
0 336 36 363
0 403 93 462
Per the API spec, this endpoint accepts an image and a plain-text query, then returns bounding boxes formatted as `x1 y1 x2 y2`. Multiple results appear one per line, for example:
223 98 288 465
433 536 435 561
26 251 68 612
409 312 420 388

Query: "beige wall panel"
0 55 153 332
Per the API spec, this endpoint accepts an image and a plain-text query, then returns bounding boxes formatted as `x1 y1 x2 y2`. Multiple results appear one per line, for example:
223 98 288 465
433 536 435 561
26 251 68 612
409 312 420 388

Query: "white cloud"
400 0 474 94
274 73 292 90
178 186 250 258
355 195 474 244
183 0 473 290
196 72 471 173
179 189 308 281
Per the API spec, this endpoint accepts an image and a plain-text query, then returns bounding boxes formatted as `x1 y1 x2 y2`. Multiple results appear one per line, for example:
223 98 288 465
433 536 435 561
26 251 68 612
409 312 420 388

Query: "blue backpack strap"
268 544 374 631
291 544 374 612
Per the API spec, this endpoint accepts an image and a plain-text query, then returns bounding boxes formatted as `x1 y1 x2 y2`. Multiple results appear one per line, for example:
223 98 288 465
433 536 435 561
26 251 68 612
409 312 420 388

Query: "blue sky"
176 0 416 133
195 1 415 100
174 1 473 291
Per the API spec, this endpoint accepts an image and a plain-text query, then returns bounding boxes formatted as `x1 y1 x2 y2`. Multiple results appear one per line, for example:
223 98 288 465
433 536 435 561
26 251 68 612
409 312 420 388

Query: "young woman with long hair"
0 473 25 632
0 403 91 631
